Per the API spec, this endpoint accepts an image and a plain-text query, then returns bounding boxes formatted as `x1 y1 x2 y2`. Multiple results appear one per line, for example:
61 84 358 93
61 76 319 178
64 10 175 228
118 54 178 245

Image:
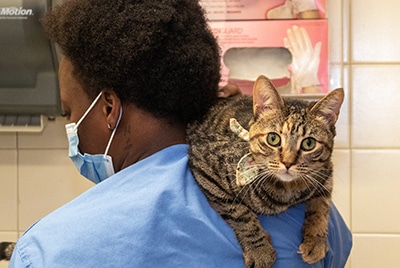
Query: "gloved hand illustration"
284 25 322 94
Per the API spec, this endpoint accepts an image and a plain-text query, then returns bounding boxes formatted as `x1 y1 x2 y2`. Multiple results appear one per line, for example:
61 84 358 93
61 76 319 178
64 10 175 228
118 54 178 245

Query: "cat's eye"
301 137 316 151
266 132 281 147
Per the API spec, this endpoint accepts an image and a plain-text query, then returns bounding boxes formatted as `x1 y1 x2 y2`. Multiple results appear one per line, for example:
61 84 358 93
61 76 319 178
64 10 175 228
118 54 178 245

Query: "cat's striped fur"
187 75 344 267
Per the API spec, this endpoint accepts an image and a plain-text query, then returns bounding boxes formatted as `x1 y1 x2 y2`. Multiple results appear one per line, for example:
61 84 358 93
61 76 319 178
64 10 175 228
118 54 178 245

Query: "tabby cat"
0 242 15 261
187 75 344 267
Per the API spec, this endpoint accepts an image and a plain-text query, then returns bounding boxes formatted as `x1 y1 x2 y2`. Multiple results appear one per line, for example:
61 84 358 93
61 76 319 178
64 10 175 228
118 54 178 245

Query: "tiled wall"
344 0 400 266
1 0 400 267
0 118 93 268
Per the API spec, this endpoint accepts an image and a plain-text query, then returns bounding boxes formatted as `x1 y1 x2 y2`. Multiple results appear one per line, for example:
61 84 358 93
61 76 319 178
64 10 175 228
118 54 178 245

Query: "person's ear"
101 90 121 130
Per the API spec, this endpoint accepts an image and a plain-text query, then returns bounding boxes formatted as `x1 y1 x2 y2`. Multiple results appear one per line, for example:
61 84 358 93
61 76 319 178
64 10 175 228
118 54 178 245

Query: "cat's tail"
0 242 15 261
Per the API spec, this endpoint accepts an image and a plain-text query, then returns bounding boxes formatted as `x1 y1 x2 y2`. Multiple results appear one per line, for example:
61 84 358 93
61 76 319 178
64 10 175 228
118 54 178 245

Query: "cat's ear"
310 88 344 126
252 75 284 119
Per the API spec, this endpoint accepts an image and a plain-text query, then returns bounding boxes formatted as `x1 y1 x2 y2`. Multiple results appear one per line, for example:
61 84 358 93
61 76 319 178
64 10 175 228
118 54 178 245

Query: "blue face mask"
65 92 122 184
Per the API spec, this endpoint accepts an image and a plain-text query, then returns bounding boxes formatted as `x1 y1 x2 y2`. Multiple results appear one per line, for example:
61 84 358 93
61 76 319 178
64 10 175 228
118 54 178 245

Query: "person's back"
10 145 248 267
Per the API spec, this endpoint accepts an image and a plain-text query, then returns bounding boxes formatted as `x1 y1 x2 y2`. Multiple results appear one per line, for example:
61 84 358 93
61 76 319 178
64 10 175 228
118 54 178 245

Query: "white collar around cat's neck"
230 118 257 187
229 118 249 141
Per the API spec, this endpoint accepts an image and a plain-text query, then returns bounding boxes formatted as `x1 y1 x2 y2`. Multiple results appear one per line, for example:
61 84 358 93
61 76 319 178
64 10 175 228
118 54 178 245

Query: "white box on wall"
200 0 326 21
209 19 329 95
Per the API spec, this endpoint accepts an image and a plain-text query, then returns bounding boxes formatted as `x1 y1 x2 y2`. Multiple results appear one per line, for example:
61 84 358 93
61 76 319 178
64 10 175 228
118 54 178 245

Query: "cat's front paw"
298 236 328 264
243 243 276 268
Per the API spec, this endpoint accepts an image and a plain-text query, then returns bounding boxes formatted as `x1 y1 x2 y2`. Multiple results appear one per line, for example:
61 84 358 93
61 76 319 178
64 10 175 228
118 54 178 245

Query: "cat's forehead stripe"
283 115 307 137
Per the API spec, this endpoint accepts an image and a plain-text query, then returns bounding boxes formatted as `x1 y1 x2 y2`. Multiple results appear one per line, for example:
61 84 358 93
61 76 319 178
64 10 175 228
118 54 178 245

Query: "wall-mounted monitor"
0 0 61 117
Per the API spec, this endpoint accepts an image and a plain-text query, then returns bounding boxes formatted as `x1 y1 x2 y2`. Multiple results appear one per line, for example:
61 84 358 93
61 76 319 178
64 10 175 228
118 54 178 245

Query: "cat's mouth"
275 170 296 182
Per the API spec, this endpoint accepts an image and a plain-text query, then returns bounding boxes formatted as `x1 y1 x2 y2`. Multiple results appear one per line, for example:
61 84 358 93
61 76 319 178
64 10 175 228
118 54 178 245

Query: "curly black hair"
42 0 221 124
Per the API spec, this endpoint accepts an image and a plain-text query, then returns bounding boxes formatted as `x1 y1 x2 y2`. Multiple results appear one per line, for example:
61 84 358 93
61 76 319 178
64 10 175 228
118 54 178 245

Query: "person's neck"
116 105 186 171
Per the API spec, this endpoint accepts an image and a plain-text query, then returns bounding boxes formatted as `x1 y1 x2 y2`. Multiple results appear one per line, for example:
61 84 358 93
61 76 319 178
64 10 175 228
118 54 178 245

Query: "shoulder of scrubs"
258 203 352 268
9 145 244 268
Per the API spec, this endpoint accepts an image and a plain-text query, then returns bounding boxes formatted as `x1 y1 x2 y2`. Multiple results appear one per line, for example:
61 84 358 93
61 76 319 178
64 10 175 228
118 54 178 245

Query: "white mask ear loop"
75 92 103 129
103 105 123 156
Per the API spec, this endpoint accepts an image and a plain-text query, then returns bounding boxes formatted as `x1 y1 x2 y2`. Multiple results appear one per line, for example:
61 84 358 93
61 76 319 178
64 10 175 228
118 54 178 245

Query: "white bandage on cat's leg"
230 118 249 141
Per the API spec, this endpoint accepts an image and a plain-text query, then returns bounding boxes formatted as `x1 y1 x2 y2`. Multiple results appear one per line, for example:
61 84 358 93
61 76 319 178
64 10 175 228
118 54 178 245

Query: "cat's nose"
282 161 293 170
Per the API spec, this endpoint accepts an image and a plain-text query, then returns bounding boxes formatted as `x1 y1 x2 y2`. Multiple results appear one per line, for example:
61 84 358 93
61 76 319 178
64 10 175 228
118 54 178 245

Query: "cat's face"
249 103 335 183
248 76 344 184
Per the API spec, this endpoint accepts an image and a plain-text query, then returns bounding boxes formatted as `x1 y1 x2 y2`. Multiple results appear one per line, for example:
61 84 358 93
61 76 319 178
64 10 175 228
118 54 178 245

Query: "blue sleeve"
8 245 26 268
258 203 352 268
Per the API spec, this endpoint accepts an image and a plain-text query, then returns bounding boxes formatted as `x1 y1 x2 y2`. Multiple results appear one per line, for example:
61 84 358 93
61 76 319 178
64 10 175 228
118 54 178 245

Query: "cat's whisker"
231 164 272 207
305 168 331 182
298 171 330 198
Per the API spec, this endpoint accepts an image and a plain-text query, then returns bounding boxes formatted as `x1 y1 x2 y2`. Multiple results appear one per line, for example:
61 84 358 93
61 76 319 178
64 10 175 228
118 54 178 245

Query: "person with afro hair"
8 0 351 267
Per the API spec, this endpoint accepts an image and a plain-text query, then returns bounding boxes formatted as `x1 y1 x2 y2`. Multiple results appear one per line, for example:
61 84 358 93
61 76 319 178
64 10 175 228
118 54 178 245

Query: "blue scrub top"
9 144 352 267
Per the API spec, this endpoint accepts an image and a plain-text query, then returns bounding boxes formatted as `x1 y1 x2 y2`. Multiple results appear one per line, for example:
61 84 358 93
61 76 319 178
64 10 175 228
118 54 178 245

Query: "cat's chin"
276 172 296 182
